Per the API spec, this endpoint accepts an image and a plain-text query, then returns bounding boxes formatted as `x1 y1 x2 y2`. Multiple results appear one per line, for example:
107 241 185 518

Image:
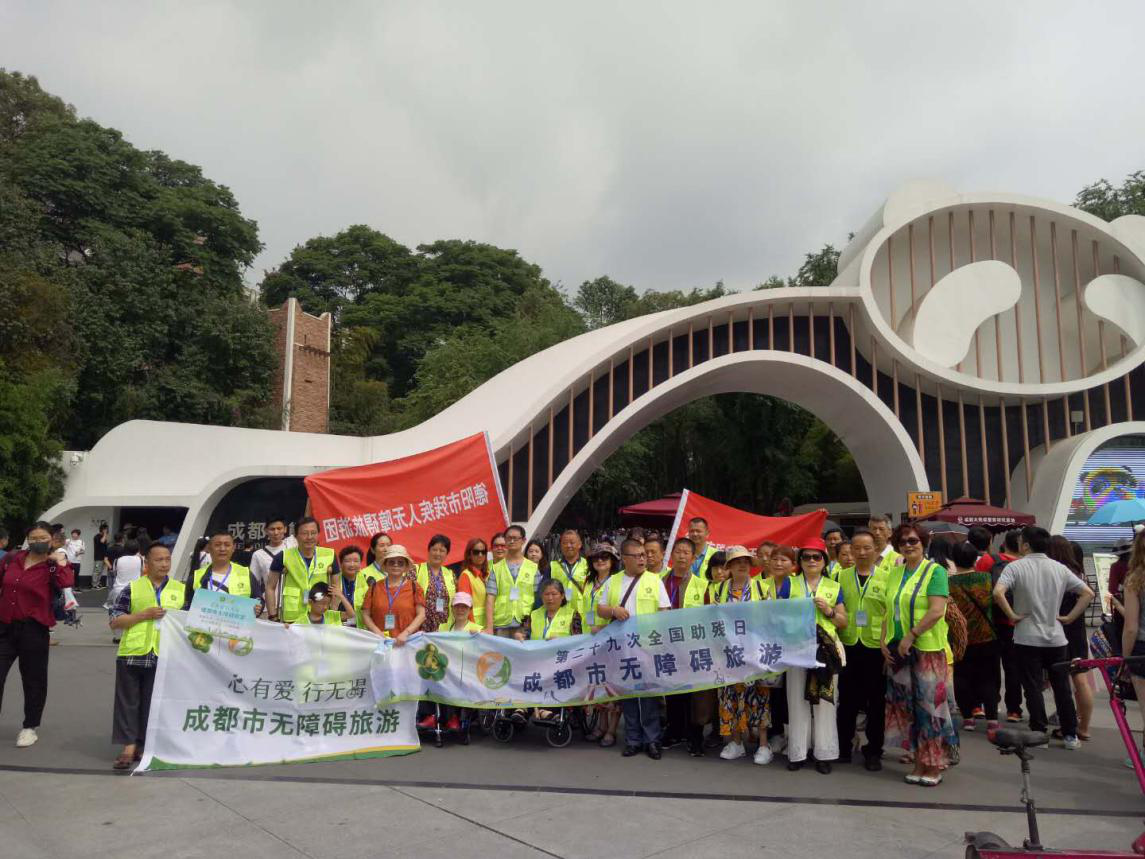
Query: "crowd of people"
1 511 1137 786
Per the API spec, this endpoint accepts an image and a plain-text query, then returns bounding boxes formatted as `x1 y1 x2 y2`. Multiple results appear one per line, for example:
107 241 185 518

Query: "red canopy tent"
914 496 1035 532
618 493 682 526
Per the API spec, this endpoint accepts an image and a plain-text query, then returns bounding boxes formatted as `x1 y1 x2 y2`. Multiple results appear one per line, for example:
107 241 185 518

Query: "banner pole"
667 489 690 550
485 431 511 526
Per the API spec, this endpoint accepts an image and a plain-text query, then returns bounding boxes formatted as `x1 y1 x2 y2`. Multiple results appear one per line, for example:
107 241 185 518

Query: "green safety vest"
415 563 457 614
826 560 841 581
490 558 539 626
660 570 710 608
445 620 483 634
714 577 766 604
581 577 611 628
340 568 381 628
605 571 662 617
280 547 336 623
192 564 254 596
884 560 948 653
297 609 344 626
768 574 842 640
550 557 588 600
458 567 487 629
836 565 890 648
529 603 577 640
693 544 718 578
118 577 187 657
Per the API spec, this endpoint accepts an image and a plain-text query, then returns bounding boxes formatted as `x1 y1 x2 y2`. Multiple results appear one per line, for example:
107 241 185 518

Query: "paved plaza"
0 606 1141 858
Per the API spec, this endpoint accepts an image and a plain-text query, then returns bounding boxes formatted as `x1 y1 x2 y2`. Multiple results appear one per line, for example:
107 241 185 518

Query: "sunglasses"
802 553 825 562
900 537 922 546
471 548 487 555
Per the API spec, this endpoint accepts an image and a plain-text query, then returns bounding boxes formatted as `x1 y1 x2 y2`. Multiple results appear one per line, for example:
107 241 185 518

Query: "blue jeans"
621 697 661 747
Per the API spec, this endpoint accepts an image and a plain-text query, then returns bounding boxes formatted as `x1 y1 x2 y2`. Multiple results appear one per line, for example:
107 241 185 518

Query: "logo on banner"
476 651 511 689
415 644 448 682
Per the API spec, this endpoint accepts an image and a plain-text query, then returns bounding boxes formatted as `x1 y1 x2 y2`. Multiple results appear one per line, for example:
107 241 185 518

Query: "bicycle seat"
990 728 1049 751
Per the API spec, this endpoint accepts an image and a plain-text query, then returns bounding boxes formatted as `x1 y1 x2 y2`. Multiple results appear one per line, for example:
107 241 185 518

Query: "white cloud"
2 0 1143 293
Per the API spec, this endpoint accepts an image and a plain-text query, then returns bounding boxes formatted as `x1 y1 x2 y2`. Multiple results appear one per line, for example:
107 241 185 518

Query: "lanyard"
342 575 355 600
542 612 557 638
560 559 582 592
302 553 315 573
208 565 231 592
734 580 753 602
690 548 707 576
854 568 875 602
385 578 406 608
154 580 167 603
590 578 607 609
665 574 681 608
904 562 931 626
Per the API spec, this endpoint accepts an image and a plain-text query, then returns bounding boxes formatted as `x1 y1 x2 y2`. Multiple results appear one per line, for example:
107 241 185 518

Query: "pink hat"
451 591 473 607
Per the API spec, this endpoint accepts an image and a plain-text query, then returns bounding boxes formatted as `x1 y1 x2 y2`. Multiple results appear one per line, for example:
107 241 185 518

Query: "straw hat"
723 545 754 564
384 544 413 565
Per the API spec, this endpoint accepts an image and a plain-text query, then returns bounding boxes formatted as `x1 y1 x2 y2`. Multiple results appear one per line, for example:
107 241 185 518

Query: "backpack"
946 597 969 663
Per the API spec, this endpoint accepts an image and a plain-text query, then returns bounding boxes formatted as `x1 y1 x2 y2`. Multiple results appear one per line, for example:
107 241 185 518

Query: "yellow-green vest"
884 560 948 653
118 577 187 657
415 563 457 614
771 573 842 640
692 544 718 578
490 558 539 626
581 576 611 628
714 576 766 604
340 568 381 628
192 564 254 596
446 620 483 634
836 564 891 648
297 609 344 626
660 570 709 608
280 547 336 623
458 567 487 629
529 603 577 640
605 571 661 617
550 557 588 600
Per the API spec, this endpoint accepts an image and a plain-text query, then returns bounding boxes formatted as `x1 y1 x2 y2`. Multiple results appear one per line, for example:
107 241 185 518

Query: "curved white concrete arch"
525 350 929 535
1018 421 1145 534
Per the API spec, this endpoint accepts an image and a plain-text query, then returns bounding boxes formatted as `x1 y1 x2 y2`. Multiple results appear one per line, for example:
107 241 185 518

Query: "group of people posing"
0 510 1120 787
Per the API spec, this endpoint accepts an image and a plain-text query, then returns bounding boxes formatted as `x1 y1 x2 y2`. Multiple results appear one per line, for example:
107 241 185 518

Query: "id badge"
435 597 445 614
510 587 520 602
565 586 574 601
856 610 869 627
384 612 396 630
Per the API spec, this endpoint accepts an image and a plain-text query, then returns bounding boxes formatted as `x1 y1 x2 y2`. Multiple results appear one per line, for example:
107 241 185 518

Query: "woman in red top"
0 521 74 748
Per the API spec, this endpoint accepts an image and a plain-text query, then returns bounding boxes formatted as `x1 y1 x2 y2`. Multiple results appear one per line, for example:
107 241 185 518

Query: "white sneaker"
1063 735 1081 750
768 734 787 755
16 728 37 748
719 741 746 760
753 745 773 765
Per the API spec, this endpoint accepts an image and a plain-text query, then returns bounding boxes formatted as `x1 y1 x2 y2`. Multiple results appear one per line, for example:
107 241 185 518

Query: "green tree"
574 276 638 329
789 243 841 286
1075 170 1145 220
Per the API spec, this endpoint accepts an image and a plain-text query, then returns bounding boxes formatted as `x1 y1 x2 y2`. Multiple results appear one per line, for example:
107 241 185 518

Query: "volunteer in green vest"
598 538 671 760
515 579 583 721
834 528 890 771
442 592 481 735
550 529 588 604
582 542 622 748
715 546 773 766
333 545 378 627
484 525 541 638
489 532 507 566
836 539 854 571
784 538 847 773
186 529 264 615
660 537 710 755
365 532 392 577
267 517 337 624
868 513 901 574
416 534 456 633
644 536 668 576
297 581 342 625
880 523 955 787
824 526 845 579
686 517 718 578
456 538 489 628
706 550 729 603
109 541 184 769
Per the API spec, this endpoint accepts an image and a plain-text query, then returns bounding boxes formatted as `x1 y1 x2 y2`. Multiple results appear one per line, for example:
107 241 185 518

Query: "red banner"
303 433 509 565
668 490 828 549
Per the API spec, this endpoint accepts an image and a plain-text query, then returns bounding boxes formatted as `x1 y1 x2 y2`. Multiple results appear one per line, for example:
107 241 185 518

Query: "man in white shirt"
598 538 671 759
994 526 1093 748
249 517 288 586
106 540 144 639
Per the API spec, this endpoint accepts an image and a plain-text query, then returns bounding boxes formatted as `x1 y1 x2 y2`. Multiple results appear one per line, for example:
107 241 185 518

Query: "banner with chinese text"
668 490 828 551
371 599 818 709
138 612 418 771
304 432 508 564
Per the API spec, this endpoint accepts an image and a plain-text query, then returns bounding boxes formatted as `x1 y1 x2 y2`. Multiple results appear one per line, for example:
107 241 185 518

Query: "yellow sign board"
908 491 944 518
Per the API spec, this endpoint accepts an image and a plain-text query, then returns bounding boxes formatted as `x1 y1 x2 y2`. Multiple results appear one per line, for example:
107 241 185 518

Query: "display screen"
1063 436 1145 546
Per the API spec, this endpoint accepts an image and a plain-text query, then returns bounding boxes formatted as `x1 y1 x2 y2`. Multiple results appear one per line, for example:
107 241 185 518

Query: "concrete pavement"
0 607 1141 858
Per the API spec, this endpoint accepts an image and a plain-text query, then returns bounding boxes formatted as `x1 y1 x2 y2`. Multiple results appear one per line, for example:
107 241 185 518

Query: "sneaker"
719 741 746 760
1063 735 1081 751
768 734 788 755
444 716 461 732
16 728 37 748
1006 711 1022 723
753 745 773 765
970 707 986 719
962 718 976 732
417 715 437 730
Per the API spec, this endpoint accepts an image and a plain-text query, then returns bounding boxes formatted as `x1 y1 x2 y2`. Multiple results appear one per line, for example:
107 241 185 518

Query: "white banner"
371 599 819 709
138 611 418 771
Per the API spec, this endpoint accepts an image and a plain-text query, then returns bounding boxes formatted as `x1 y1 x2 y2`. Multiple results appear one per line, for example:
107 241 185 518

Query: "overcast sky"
3 2 1144 294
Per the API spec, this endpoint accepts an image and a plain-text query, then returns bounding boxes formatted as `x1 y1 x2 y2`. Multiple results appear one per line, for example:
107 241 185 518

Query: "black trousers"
0 619 51 729
836 643 885 759
112 660 157 745
954 641 1001 721
1015 643 1077 736
997 624 1025 715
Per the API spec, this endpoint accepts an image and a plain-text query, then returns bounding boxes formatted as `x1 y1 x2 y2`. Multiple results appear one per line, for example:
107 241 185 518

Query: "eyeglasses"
505 535 523 543
900 537 921 546
491 543 507 550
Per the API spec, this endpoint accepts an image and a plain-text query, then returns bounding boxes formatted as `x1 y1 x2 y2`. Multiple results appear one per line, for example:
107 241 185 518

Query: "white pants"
785 667 839 763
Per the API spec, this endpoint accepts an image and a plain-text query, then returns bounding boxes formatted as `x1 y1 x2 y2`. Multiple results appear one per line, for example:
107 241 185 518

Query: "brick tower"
267 297 332 433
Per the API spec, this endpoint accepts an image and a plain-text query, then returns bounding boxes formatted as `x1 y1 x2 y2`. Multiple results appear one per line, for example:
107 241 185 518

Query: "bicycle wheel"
546 722 573 748
492 719 515 743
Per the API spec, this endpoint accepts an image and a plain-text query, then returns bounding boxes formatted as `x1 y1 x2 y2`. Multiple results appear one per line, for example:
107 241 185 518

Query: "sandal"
599 733 616 748
113 753 133 771
1078 732 1091 741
